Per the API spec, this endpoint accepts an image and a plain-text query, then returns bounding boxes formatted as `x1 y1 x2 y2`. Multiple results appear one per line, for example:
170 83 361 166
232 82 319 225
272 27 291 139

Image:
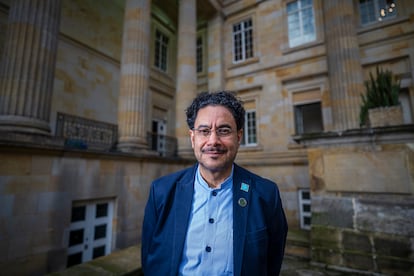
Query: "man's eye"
218 128 231 135
200 129 211 136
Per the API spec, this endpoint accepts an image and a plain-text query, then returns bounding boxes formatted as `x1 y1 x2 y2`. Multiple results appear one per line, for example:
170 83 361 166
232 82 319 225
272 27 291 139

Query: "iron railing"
56 113 178 156
55 112 118 151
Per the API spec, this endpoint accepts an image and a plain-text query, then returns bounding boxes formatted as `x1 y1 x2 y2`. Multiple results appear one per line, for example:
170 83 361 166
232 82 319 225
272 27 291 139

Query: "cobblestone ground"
280 256 354 276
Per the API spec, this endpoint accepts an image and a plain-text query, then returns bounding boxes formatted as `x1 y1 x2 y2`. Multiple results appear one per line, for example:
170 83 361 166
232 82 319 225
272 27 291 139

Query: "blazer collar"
170 164 197 274
232 164 252 276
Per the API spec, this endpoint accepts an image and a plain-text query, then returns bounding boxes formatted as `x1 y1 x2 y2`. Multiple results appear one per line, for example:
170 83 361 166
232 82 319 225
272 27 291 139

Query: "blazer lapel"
232 164 252 276
170 165 196 274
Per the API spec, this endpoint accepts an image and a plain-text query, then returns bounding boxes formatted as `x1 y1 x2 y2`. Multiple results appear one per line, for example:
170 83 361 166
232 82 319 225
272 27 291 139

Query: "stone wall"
0 133 192 275
302 127 414 275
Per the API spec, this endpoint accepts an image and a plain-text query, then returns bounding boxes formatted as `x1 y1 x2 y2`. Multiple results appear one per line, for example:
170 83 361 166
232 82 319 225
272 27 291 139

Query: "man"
142 91 288 275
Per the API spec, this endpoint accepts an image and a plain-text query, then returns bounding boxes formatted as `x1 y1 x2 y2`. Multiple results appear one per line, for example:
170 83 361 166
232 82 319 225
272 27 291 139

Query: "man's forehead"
195 106 235 122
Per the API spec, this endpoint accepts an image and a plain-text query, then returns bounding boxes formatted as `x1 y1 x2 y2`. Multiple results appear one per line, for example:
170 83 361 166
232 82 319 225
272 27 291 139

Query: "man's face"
190 105 242 177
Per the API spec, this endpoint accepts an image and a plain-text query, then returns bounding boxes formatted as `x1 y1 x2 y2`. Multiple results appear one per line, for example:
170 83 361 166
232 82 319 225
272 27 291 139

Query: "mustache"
201 147 227 154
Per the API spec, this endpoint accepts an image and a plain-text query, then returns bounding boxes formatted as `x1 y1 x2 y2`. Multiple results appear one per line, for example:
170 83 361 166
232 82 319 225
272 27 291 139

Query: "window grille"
154 29 169 71
298 189 311 230
233 18 254 62
241 110 257 146
359 0 397 25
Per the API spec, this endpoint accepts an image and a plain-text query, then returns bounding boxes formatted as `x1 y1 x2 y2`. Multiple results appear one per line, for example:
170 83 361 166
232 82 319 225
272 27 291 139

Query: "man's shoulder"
235 164 276 186
234 164 279 195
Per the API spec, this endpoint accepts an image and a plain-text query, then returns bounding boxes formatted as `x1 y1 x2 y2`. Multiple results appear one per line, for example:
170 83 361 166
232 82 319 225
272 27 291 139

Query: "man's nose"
207 130 220 144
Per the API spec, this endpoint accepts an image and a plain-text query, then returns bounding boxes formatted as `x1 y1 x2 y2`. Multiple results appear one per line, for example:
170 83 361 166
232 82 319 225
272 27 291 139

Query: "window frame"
154 29 169 72
151 119 167 156
399 88 413 124
241 109 257 146
298 189 311 230
287 0 316 48
358 0 397 26
294 101 323 135
232 18 254 63
196 36 203 73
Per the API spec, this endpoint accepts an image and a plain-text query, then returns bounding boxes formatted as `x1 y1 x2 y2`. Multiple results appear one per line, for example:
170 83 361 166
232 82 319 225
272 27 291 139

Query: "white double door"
67 200 114 267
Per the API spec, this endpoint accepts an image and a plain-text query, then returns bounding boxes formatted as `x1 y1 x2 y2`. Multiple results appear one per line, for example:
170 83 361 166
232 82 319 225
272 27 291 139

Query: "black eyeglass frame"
192 126 234 138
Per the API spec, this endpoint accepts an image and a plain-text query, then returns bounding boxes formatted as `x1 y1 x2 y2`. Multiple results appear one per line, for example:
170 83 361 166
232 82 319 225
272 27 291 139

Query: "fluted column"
208 13 225 91
324 0 364 131
0 0 62 135
176 0 197 157
117 0 152 153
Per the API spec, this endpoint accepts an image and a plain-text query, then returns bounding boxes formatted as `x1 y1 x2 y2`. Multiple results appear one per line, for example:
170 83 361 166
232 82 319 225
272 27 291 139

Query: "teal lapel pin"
240 182 249 192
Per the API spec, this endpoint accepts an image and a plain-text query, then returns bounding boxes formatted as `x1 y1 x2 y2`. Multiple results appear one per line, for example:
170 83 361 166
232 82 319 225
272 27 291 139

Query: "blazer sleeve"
141 182 157 273
268 185 288 276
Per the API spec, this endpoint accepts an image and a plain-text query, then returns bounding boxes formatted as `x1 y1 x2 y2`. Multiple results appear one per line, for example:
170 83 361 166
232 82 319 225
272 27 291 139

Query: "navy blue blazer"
141 163 288 276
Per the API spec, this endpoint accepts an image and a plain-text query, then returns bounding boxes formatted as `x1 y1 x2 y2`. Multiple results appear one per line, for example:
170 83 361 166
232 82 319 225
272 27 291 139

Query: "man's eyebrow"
194 124 210 129
217 123 231 128
195 123 233 129
217 124 232 129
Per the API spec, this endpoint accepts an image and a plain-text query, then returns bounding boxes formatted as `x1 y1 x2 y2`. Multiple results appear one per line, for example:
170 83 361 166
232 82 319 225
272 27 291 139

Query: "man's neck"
199 166 233 189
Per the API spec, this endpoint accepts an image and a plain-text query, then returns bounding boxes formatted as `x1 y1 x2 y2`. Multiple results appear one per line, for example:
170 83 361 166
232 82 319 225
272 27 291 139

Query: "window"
196 36 203 73
151 120 166 156
154 29 169 71
233 18 254 62
294 102 323 134
359 0 397 25
298 189 311 230
241 110 257 146
400 88 413 124
67 200 114 267
287 0 316 48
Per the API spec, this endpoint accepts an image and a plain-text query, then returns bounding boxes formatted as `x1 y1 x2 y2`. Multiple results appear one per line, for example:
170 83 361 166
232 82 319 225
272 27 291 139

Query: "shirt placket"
204 188 220 266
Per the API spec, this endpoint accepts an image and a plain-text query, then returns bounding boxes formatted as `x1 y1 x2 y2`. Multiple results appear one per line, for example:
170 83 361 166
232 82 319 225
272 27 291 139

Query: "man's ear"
237 129 243 145
189 129 195 148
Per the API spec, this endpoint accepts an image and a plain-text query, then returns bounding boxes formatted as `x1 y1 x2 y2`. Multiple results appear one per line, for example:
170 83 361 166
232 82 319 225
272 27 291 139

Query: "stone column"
323 0 364 131
0 0 62 135
208 13 225 91
176 0 197 157
117 0 152 153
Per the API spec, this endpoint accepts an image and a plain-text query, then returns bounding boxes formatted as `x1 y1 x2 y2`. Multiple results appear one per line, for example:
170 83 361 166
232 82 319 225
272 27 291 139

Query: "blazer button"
205 246 212 252
209 218 214 223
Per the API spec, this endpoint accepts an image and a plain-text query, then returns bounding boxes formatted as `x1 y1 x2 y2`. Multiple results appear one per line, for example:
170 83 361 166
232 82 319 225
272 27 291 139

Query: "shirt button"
205 246 212 252
209 218 214 223
212 191 218 196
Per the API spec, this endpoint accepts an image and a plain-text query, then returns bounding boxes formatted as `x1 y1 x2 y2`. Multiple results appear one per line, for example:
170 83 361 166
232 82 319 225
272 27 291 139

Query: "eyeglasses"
192 127 233 138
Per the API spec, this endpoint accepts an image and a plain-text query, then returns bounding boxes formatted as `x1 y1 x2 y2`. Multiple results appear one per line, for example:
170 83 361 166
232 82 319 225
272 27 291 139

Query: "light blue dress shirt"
178 165 234 275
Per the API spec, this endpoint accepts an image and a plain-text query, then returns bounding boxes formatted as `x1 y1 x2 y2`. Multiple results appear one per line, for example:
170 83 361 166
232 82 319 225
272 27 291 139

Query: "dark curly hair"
186 91 245 130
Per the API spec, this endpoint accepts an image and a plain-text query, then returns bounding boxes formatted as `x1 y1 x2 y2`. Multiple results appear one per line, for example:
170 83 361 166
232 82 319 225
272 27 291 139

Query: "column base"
0 115 51 135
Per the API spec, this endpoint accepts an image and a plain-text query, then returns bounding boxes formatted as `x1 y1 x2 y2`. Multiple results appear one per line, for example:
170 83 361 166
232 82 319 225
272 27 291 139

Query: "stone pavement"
280 256 355 276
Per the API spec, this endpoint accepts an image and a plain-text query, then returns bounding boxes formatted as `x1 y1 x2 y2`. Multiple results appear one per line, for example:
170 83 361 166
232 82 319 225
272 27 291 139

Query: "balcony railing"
55 112 118 151
55 113 178 156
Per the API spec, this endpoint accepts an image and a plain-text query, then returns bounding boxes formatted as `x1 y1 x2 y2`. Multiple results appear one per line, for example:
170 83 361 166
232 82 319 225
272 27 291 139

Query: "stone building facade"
0 0 413 275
